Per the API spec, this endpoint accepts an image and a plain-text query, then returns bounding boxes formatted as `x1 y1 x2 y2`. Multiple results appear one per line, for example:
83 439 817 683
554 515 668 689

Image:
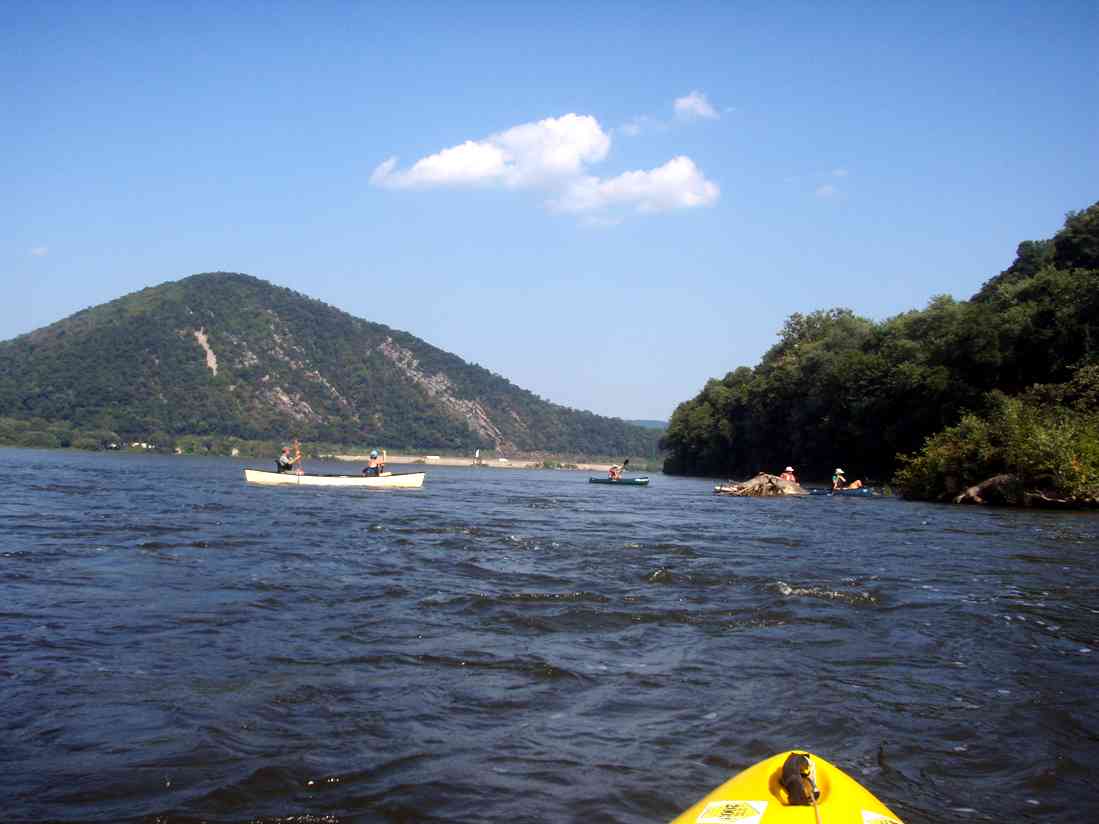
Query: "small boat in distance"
588 476 650 486
243 468 425 488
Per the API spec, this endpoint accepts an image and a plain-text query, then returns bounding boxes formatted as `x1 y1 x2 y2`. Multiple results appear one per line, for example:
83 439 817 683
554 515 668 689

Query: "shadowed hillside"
661 201 1099 491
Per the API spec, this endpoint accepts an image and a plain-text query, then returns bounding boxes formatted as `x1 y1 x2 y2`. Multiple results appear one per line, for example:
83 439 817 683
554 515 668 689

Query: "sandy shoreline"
329 453 617 472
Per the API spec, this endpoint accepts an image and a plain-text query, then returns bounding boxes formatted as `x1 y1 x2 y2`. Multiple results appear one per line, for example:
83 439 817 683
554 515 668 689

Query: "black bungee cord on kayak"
781 752 822 823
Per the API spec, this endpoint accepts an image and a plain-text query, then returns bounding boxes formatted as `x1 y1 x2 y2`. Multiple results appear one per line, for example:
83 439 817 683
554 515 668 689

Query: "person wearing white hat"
832 467 863 491
779 465 797 482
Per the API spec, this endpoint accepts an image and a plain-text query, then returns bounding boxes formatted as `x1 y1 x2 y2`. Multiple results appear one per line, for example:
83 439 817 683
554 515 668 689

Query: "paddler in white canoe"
362 448 385 477
276 447 300 473
245 442 424 488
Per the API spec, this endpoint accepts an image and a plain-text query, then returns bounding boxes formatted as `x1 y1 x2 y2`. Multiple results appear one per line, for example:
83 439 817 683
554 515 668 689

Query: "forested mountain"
662 202 1099 485
0 273 661 456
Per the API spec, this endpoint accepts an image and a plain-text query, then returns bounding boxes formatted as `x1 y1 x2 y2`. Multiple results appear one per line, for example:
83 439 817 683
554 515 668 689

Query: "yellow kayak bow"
670 751 903 824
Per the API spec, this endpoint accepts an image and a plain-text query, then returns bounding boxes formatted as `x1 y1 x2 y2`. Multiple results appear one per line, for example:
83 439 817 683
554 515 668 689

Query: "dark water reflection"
2 448 1098 823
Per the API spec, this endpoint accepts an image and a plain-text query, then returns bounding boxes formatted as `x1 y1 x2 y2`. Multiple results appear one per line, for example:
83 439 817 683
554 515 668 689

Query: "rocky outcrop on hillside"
377 336 511 448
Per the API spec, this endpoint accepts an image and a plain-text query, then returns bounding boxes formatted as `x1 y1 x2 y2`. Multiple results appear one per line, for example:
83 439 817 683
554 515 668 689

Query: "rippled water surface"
3 448 1098 823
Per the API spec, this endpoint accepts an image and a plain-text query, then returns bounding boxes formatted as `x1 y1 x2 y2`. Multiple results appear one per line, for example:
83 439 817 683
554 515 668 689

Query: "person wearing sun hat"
832 467 864 491
779 465 797 482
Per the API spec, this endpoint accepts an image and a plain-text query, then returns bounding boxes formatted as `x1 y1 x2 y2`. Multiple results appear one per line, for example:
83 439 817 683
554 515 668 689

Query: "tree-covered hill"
661 202 1099 489
0 272 661 456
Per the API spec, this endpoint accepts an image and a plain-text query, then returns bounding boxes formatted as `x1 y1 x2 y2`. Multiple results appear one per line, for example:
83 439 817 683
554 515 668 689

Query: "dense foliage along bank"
662 202 1099 504
894 369 1099 506
0 273 660 457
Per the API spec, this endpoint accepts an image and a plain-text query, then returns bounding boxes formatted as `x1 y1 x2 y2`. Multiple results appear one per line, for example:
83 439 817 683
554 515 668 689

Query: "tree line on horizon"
661 201 1099 503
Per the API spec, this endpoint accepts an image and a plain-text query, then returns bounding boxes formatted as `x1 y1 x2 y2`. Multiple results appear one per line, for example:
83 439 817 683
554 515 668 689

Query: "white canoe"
243 468 425 488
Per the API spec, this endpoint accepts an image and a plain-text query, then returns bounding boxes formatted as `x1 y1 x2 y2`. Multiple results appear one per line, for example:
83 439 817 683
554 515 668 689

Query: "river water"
2 448 1097 823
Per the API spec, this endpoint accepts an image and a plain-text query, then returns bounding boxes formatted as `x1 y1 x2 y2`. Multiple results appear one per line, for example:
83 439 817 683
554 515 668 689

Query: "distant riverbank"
330 453 619 472
0 439 654 474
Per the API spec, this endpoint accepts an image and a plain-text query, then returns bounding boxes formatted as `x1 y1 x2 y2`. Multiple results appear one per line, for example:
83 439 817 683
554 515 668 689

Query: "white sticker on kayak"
862 812 902 824
695 799 767 823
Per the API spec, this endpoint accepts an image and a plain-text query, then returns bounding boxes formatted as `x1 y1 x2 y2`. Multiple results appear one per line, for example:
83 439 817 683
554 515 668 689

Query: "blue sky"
4 1 1097 420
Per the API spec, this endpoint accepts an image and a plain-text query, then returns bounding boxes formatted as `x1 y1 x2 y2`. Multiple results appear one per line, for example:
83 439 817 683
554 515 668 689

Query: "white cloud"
552 156 719 214
621 92 722 137
370 143 505 188
674 90 719 120
30 246 49 257
373 113 719 220
371 113 610 190
618 114 665 138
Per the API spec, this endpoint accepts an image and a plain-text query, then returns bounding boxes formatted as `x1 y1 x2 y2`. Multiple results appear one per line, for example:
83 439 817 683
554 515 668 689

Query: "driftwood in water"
714 472 807 497
954 473 1098 509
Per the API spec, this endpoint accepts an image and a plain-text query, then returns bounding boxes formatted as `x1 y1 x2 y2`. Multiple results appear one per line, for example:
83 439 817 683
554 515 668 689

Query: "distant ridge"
0 272 661 455
627 419 667 430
